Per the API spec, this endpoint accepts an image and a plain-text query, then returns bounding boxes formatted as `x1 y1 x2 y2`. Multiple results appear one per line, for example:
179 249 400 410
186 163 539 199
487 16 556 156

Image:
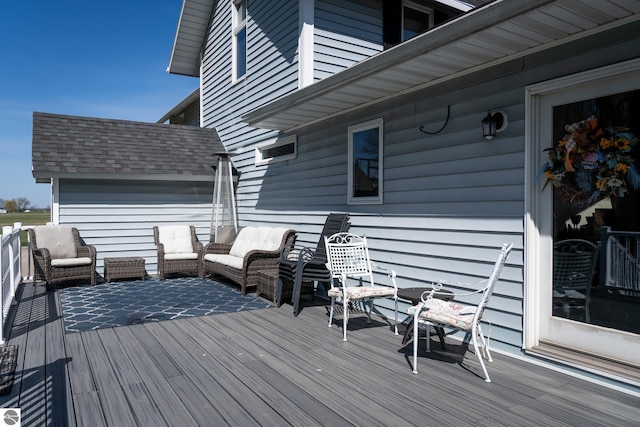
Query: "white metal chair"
553 239 599 323
409 243 513 382
324 232 398 341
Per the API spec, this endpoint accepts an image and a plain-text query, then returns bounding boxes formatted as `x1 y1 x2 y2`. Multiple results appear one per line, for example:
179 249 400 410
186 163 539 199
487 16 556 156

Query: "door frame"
523 58 640 359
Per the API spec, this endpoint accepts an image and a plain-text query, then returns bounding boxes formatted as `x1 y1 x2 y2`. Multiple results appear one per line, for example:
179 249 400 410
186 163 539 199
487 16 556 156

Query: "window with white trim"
255 135 297 165
348 119 383 204
402 1 434 41
232 0 247 81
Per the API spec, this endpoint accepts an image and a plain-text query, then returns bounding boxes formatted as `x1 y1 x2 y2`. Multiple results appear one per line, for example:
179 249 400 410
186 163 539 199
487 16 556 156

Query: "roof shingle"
32 112 225 182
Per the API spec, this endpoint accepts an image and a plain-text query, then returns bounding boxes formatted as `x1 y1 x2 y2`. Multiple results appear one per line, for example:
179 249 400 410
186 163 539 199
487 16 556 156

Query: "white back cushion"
35 226 77 259
229 227 289 258
158 226 194 254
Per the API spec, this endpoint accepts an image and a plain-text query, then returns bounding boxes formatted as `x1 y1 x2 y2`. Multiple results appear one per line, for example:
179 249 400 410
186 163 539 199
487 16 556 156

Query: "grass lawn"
1 211 51 245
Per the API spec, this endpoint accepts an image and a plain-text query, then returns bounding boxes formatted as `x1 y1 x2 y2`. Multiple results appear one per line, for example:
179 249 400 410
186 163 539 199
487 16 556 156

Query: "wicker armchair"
28 225 97 290
153 225 204 279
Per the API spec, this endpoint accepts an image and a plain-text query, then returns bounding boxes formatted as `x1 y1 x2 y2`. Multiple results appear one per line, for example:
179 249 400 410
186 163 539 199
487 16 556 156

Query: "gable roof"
167 0 216 76
32 112 225 183
243 0 640 131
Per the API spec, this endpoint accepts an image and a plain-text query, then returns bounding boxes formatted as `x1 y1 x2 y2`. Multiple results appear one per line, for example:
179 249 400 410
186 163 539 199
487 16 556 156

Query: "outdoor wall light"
481 111 508 140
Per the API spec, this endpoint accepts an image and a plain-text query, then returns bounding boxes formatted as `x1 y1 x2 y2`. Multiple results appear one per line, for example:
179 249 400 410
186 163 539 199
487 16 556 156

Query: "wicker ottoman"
256 271 314 305
104 257 146 283
257 271 280 303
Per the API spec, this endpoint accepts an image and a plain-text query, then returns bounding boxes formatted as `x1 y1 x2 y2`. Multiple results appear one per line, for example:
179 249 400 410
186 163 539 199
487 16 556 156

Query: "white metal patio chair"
553 239 598 323
324 232 398 341
408 243 513 382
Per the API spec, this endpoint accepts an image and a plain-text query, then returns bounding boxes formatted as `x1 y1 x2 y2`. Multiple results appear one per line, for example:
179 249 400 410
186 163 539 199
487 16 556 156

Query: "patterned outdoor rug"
59 277 272 333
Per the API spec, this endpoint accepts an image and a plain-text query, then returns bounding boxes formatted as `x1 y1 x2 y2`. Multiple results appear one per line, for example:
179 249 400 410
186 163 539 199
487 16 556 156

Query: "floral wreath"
542 115 640 202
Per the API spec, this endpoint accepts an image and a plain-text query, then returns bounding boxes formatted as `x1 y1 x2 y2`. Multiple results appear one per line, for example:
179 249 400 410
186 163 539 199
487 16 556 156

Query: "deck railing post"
0 225 22 345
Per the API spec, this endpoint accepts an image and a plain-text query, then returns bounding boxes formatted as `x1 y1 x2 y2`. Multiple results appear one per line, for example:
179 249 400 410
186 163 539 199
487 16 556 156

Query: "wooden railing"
0 225 21 344
600 226 640 295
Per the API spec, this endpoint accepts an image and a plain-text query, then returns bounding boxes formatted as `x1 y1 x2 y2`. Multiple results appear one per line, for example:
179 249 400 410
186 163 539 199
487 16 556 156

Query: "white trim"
433 0 473 12
255 135 297 166
348 118 384 205
52 179 60 225
524 58 640 360
298 0 314 89
200 65 204 127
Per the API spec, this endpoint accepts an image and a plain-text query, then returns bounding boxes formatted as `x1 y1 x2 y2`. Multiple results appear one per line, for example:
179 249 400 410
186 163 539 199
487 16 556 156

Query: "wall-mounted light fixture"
481 111 508 140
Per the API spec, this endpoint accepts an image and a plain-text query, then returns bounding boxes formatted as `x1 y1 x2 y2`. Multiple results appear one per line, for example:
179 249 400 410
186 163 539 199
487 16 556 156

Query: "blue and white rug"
59 277 272 333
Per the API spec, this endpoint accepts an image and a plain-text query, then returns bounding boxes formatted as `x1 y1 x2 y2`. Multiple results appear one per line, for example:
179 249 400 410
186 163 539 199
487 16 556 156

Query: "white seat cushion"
34 225 77 259
328 286 395 299
158 226 194 254
51 257 92 267
164 253 199 260
229 227 289 258
407 299 477 330
204 253 244 270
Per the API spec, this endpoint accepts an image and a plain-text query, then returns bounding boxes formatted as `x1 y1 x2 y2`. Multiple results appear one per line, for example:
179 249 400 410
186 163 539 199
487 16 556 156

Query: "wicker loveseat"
203 227 295 295
28 225 97 290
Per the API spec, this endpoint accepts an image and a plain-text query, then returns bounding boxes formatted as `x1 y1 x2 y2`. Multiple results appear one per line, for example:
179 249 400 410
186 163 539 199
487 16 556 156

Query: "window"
383 0 457 49
402 1 434 41
348 119 383 204
255 135 297 165
232 0 247 81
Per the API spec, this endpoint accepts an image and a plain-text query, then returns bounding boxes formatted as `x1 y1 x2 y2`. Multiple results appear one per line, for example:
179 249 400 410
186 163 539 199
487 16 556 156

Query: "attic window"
255 135 297 165
384 0 459 48
403 1 434 41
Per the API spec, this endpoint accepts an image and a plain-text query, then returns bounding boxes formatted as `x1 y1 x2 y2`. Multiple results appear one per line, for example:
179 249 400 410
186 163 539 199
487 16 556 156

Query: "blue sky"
0 0 198 208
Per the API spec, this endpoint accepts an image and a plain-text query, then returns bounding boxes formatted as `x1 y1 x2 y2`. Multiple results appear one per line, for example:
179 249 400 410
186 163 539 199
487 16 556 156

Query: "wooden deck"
1 280 640 427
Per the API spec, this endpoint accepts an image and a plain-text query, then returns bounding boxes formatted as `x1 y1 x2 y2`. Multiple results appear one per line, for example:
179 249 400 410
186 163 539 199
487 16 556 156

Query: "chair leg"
276 277 283 307
472 325 491 382
585 291 591 323
476 324 492 363
393 297 398 335
343 297 349 341
328 297 335 327
366 299 373 324
412 319 419 374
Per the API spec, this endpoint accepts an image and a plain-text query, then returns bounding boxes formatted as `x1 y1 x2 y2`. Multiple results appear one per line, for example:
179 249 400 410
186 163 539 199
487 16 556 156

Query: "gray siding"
201 0 299 155
58 179 213 276
217 28 639 353
315 0 383 80
245 85 525 350
197 1 640 353
170 100 200 126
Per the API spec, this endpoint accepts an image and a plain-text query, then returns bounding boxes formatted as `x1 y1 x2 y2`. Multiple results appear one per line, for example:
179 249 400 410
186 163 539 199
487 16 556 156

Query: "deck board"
1 280 640 426
112 326 199 427
45 290 74 427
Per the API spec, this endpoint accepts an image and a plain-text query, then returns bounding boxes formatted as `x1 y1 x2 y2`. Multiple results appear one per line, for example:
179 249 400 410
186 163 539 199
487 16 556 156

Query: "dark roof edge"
157 88 200 123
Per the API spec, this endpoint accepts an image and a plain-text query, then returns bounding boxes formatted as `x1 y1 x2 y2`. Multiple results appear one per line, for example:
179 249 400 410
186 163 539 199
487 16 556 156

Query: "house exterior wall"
314 0 383 80
56 178 213 275
200 0 397 227
196 0 640 354
169 99 200 125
